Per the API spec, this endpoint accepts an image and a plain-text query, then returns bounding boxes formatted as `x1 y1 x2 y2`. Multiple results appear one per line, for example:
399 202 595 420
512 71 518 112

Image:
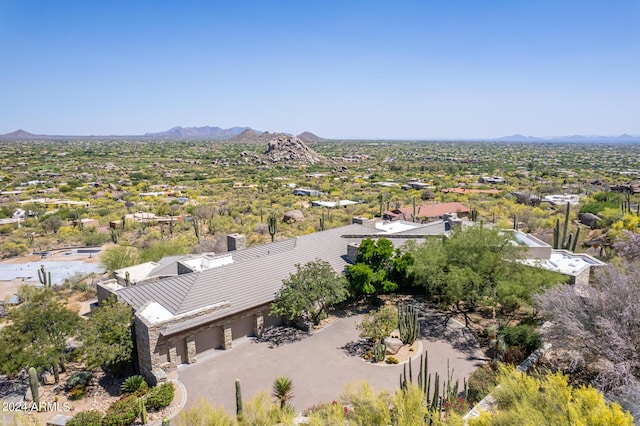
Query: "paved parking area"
178 310 485 413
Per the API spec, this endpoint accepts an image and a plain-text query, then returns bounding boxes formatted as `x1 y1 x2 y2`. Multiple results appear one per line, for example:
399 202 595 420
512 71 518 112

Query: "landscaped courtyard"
178 304 485 414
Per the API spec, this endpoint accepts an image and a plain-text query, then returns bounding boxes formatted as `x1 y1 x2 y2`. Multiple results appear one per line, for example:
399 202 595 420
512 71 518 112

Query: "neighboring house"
292 188 323 196
311 200 360 208
441 188 500 195
98 217 604 385
479 176 506 184
541 194 581 206
402 181 431 190
383 202 471 222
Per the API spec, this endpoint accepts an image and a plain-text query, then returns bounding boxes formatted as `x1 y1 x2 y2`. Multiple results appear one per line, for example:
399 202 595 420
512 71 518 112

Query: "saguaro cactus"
235 378 243 421
37 265 51 288
29 367 40 408
553 202 580 251
412 197 417 222
267 213 277 242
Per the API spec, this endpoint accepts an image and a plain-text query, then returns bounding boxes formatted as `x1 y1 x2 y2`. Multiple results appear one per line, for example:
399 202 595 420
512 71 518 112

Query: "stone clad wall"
134 302 276 383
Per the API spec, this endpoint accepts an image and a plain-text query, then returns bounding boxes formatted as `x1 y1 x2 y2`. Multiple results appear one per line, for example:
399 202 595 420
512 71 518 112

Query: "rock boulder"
384 337 404 355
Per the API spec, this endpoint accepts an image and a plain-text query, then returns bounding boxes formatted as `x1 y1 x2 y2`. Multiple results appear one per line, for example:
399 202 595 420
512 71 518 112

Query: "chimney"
227 233 246 251
352 216 377 228
443 213 462 231
347 242 360 263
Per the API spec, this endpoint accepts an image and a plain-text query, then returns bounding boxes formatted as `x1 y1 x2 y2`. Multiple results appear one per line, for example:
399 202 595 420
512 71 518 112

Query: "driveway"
178 309 485 413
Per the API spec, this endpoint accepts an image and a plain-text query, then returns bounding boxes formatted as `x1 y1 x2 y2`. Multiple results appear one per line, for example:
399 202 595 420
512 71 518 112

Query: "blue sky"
1 0 638 139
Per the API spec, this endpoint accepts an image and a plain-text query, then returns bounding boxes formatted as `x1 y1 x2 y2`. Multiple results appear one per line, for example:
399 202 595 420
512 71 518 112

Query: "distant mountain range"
143 126 254 140
493 133 640 143
0 127 637 143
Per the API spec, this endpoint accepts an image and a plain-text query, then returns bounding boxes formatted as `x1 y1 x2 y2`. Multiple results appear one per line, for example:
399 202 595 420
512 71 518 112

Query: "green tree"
347 237 412 296
81 296 134 374
0 288 80 376
469 366 634 426
408 227 564 328
271 260 348 325
41 215 63 234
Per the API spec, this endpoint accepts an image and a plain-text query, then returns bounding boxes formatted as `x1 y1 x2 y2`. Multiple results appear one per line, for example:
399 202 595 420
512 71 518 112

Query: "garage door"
195 326 223 353
231 316 254 340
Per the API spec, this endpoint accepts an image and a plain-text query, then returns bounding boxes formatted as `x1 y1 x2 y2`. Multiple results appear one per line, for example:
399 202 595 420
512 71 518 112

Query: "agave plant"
120 374 148 395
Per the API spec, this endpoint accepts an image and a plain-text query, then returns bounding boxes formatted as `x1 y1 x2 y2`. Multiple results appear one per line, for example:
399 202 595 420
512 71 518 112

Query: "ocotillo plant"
267 213 277 242
29 367 40 408
235 378 243 422
398 304 419 344
38 265 51 288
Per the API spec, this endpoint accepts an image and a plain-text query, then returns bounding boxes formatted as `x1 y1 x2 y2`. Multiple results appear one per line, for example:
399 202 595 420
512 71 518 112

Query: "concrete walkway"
178 310 485 413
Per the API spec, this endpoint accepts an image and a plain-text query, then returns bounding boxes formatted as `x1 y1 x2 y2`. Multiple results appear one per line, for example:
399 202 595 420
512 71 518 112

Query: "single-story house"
97 217 604 385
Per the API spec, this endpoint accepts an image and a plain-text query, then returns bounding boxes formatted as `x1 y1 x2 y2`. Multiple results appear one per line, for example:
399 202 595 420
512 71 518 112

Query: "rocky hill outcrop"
263 134 326 165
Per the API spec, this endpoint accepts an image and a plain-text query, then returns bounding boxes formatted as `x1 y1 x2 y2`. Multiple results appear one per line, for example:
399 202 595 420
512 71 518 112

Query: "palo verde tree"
0 287 80 377
408 226 565 328
271 259 348 325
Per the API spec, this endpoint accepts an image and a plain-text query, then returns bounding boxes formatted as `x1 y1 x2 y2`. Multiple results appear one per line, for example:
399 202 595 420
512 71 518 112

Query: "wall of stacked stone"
135 302 273 383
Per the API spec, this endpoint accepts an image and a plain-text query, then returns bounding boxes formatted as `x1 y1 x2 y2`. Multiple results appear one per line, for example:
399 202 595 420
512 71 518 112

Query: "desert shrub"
145 382 175 411
66 410 103 426
242 391 294 426
69 385 87 400
467 364 499 403
340 382 392 425
82 228 108 246
120 374 148 396
176 398 237 426
306 402 346 426
500 324 541 354
66 370 93 391
103 396 139 426
357 305 398 342
0 240 29 258
469 366 634 425
386 356 400 364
